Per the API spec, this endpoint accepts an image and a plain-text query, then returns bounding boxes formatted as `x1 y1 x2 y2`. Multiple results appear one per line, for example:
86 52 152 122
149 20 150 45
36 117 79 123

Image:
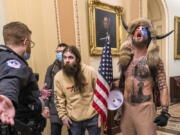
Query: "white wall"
166 0 180 77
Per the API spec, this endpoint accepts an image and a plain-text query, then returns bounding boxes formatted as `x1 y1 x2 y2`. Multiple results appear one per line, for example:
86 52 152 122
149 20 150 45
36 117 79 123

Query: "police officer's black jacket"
44 59 62 124
0 45 43 124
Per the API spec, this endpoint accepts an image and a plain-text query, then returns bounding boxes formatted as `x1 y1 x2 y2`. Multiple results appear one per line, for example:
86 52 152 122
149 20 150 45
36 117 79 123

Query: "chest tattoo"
130 82 151 103
126 57 152 103
134 57 150 81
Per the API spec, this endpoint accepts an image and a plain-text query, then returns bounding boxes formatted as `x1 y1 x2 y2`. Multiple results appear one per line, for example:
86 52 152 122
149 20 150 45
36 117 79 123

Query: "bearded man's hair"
63 46 86 92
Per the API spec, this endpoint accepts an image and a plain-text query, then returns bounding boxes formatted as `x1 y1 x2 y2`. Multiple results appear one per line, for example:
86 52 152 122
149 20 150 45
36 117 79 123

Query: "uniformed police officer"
0 22 49 135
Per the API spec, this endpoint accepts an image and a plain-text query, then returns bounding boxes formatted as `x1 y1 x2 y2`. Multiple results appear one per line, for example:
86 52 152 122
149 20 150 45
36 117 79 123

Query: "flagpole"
92 33 113 135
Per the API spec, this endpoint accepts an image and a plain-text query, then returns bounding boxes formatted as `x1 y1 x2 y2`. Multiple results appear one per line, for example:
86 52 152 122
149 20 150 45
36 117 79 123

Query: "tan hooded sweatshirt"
54 64 97 121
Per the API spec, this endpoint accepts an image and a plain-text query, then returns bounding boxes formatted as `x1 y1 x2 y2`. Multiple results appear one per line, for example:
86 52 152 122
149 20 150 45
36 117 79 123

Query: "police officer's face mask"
23 38 32 60
56 52 63 61
23 52 30 60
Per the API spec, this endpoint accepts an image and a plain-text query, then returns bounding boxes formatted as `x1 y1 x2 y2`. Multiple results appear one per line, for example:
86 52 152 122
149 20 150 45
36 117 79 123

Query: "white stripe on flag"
96 84 108 99
97 73 110 90
94 94 108 116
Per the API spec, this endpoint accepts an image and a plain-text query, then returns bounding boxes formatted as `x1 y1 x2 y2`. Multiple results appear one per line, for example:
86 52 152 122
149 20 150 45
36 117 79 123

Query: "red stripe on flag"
96 79 109 96
94 90 107 108
92 42 113 125
92 101 107 123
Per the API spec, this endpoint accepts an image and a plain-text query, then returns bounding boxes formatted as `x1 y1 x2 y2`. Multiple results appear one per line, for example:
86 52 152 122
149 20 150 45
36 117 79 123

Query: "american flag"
92 40 113 123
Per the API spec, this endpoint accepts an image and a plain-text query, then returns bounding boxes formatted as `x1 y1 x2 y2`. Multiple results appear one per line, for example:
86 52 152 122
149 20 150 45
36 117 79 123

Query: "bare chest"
125 56 151 81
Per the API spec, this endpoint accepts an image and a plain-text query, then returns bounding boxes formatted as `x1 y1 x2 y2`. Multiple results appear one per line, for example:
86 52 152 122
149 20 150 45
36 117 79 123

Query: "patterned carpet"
157 103 180 118
169 103 180 119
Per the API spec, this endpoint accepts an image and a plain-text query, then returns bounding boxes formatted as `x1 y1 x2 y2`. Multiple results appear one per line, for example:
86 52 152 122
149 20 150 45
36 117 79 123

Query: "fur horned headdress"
118 16 173 69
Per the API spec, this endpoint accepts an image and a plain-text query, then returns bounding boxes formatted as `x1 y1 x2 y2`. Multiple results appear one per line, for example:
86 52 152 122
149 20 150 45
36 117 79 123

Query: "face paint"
133 26 150 47
133 26 149 41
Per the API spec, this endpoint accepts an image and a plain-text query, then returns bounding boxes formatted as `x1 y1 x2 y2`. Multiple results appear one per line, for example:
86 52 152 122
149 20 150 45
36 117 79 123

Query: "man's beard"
132 31 150 49
132 38 149 49
63 63 80 77
63 63 86 92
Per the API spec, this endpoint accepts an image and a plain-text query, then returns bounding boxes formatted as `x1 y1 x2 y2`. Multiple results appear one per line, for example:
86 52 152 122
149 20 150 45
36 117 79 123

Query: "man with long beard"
43 43 72 135
54 46 100 135
118 18 173 135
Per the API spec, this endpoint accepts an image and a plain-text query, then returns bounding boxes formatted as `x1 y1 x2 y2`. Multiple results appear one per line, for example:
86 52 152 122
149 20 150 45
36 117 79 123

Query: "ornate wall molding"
54 0 61 43
73 0 81 49
139 0 142 17
54 0 81 47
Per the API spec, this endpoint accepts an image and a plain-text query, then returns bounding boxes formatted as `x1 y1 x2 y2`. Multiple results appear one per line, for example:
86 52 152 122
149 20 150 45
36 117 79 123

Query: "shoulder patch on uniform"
6 60 21 68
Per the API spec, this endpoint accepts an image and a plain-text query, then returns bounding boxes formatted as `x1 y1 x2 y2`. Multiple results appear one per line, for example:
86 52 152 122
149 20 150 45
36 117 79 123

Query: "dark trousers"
70 115 100 135
0 121 42 135
51 123 72 135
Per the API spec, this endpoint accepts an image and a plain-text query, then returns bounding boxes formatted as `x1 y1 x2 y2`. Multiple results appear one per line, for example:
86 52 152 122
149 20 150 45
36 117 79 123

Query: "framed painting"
174 16 180 59
88 0 123 55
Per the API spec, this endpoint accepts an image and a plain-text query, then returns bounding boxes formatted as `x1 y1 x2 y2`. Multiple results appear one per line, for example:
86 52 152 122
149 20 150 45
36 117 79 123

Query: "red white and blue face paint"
133 26 149 41
133 26 150 47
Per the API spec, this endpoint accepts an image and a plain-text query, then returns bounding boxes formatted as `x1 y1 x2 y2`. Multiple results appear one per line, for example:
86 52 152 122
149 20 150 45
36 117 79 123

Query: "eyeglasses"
29 40 35 48
26 40 35 48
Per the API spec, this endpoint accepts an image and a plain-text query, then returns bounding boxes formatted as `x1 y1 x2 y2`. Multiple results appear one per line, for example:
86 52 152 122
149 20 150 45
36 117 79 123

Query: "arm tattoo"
157 60 168 91
162 105 169 112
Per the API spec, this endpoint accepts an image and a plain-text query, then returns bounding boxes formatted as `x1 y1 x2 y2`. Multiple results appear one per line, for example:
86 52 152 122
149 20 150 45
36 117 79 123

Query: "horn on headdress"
155 30 174 40
121 15 128 31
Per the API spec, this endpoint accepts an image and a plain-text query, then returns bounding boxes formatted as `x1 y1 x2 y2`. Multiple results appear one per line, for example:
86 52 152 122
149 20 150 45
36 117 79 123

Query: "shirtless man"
118 18 173 135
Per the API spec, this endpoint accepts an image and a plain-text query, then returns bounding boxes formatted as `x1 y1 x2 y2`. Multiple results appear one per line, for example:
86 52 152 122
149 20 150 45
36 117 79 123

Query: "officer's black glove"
154 111 170 126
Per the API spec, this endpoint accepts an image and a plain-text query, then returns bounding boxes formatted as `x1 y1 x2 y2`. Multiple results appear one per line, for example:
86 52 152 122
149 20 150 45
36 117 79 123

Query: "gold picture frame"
174 16 180 59
88 0 123 55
